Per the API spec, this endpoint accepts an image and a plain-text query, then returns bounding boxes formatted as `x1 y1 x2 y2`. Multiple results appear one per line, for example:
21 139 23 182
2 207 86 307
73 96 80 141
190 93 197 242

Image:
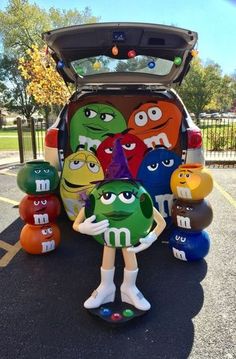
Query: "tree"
206 75 236 113
18 45 71 105
48 7 98 29
0 0 50 56
0 54 37 119
0 0 99 56
0 0 99 110
176 58 223 122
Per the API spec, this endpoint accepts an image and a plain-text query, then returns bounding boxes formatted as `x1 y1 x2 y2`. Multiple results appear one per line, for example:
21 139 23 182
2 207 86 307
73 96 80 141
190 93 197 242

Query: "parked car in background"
211 113 221 119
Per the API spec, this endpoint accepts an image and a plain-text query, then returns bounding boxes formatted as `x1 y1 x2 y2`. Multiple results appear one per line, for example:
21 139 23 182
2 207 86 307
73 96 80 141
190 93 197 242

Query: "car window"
71 55 173 78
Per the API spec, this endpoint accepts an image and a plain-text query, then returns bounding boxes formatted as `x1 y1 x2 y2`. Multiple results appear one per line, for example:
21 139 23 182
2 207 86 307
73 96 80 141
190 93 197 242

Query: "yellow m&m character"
170 164 213 201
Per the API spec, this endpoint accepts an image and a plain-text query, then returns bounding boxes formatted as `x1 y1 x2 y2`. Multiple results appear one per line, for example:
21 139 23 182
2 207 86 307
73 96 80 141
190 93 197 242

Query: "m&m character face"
17 160 59 194
60 150 104 220
20 223 61 255
128 100 182 149
170 164 213 201
19 194 61 225
171 198 213 231
60 150 104 198
96 132 147 177
169 228 210 261
69 103 127 152
85 180 153 247
137 147 182 193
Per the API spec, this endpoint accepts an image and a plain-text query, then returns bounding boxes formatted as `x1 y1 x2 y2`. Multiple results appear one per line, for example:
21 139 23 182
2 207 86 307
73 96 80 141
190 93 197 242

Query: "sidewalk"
0 151 20 168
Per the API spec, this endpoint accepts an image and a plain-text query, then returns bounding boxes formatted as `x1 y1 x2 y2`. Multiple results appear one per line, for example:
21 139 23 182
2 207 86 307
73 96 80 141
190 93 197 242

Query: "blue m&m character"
137 147 181 224
169 228 210 261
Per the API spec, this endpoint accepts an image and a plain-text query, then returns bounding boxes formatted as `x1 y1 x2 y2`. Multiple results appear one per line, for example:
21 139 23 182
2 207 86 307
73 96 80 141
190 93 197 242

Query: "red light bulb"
128 50 136 58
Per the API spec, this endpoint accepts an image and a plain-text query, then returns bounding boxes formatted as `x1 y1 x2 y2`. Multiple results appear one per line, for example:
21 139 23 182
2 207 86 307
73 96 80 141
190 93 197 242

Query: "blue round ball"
169 228 210 261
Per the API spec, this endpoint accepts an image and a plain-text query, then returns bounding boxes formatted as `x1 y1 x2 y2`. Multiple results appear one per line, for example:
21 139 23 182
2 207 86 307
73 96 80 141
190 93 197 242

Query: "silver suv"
42 22 204 226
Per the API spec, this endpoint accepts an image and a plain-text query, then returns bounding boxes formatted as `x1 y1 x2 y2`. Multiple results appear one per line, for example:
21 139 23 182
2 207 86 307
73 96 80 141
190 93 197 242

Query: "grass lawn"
0 129 46 151
0 130 18 150
200 122 236 151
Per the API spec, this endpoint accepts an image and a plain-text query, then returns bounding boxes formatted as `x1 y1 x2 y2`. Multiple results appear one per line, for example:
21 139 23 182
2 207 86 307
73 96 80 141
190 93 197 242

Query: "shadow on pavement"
0 216 207 359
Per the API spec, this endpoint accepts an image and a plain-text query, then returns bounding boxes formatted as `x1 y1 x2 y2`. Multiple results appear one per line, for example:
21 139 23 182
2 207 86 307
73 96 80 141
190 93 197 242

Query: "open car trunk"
42 22 198 87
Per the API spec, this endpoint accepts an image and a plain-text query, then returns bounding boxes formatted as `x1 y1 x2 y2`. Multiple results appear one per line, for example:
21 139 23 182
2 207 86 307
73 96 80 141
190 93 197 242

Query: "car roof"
42 22 198 87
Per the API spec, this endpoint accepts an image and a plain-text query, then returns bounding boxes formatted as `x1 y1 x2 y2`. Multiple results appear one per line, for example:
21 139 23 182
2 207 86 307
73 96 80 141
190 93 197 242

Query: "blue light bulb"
148 60 155 69
57 60 65 69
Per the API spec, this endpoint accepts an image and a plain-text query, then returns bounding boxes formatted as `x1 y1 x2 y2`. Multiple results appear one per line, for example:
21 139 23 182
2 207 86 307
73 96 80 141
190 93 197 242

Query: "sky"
1 0 236 75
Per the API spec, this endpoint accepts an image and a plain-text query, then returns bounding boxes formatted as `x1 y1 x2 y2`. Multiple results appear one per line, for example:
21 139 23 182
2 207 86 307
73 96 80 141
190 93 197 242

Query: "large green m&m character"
17 160 59 194
73 139 166 312
70 103 127 152
85 179 154 247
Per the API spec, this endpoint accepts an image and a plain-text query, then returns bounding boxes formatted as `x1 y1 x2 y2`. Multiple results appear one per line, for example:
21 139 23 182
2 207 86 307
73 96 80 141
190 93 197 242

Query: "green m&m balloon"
85 179 154 248
17 160 59 195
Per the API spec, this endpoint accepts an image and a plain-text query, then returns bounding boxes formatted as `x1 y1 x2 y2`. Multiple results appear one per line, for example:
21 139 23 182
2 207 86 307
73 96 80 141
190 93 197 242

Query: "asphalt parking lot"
0 165 235 359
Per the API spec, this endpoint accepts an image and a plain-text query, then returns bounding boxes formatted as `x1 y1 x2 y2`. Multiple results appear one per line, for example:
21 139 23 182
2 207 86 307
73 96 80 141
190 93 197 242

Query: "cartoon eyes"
175 236 186 243
176 204 192 211
122 143 136 151
84 108 97 118
88 163 99 173
70 160 84 170
147 159 175 171
84 108 114 122
147 163 159 171
33 200 47 206
162 159 174 167
178 172 191 178
118 192 136 204
104 148 113 154
134 111 148 126
147 107 162 121
100 192 116 205
100 113 114 122
100 191 136 205
69 160 100 173
104 143 136 154
134 106 162 126
34 169 50 174
41 228 53 235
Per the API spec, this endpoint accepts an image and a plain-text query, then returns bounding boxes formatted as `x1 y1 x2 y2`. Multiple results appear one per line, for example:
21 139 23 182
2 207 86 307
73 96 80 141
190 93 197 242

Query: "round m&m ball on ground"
20 223 61 255
171 198 213 231
169 228 210 261
170 164 213 201
17 160 59 195
19 194 61 225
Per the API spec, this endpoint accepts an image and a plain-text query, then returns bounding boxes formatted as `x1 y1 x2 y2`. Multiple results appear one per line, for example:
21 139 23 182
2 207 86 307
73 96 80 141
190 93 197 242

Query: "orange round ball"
20 223 61 254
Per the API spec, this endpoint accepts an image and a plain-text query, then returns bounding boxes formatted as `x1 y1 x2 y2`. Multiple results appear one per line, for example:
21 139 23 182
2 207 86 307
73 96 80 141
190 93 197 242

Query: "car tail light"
187 128 202 149
45 128 58 148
